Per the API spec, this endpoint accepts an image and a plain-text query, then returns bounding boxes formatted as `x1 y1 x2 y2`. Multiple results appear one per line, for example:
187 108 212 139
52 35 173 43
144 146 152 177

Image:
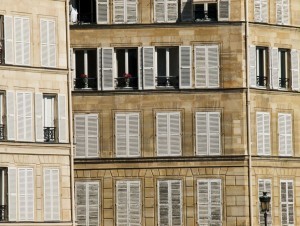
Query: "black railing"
74 77 97 90
0 205 7 222
256 75 268 87
44 127 56 142
0 124 4 140
279 77 289 89
156 76 179 88
115 77 138 89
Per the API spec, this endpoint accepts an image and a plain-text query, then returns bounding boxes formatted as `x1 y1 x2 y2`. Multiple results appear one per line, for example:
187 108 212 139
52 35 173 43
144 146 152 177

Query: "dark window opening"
70 0 96 24
116 49 138 89
75 49 97 89
279 49 289 89
194 3 217 22
0 168 7 222
256 47 268 87
0 15 4 64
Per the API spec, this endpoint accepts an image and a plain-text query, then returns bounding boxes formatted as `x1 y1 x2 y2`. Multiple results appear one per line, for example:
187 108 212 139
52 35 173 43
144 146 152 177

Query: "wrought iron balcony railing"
115 77 138 89
256 75 268 87
0 205 7 222
156 76 179 88
44 127 56 142
0 124 4 140
74 77 97 90
279 77 289 89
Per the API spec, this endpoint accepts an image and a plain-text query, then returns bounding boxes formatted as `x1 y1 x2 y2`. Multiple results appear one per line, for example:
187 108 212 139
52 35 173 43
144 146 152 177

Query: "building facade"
0 0 74 225
70 0 300 225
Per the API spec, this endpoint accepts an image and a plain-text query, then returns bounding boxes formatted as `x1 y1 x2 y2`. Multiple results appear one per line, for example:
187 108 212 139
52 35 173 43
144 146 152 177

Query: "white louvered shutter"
218 0 230 21
138 47 143 89
207 45 219 87
181 0 192 21
116 181 129 225
129 181 141 225
15 17 30 66
143 47 155 89
35 93 44 142
280 180 294 226
270 47 279 89
156 113 168 156
154 0 165 22
102 48 114 90
114 0 125 23
179 46 192 88
41 20 48 67
158 181 169 225
210 180 222 224
6 91 15 140
88 183 99 225
291 50 299 91
4 16 14 64
169 112 181 155
196 112 207 155
128 113 140 156
249 45 257 87
261 0 268 22
75 182 87 225
97 48 102 90
58 94 67 143
258 179 272 226
208 112 221 155
254 0 261 22
278 113 292 156
282 0 289 25
171 180 182 226
167 0 178 22
198 180 209 225
276 0 283 24
8 167 17 221
17 92 32 141
256 112 270 155
19 168 34 221
22 18 30 65
97 0 109 24
44 169 60 221
115 114 127 157
195 46 206 88
127 0 138 23
87 114 99 157
75 115 86 158
254 0 268 22
48 20 56 67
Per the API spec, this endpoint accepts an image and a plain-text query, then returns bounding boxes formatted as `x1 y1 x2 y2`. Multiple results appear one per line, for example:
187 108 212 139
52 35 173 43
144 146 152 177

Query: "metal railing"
256 75 268 87
279 77 289 89
44 127 56 142
115 77 138 89
156 76 179 88
0 124 4 140
0 205 7 222
74 77 97 90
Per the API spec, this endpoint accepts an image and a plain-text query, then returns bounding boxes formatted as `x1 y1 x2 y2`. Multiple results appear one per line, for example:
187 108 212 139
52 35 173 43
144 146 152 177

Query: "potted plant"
123 73 132 87
80 73 88 88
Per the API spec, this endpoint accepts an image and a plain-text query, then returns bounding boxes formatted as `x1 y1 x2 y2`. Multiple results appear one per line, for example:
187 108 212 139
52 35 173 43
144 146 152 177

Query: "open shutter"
58 94 67 143
195 46 206 88
154 0 165 22
87 114 99 157
138 47 143 90
129 181 141 225
291 50 299 91
171 180 182 226
116 181 129 225
6 91 15 140
270 47 279 89
156 113 169 156
88 183 99 225
218 0 230 21
97 0 109 24
114 0 125 23
128 113 140 156
169 112 181 156
179 46 192 88
210 180 222 224
8 167 17 221
127 0 137 23
40 20 48 66
196 112 208 155
198 180 209 225
167 0 178 22
181 0 192 22
158 181 170 225
74 114 86 158
143 47 155 89
75 183 87 225
35 93 44 142
97 48 102 90
209 112 221 155
115 114 127 157
282 0 289 25
102 48 114 90
249 45 257 87
207 45 219 88
4 16 14 64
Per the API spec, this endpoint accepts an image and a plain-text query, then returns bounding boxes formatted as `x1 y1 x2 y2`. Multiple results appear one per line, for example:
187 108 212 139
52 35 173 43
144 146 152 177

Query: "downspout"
65 1 76 225
244 0 253 225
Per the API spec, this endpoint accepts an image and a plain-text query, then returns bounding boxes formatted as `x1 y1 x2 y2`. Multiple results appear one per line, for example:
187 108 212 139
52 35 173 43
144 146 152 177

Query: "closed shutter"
44 169 60 221
17 92 32 141
8 167 17 221
97 48 102 90
128 113 140 156
6 91 15 140
270 47 279 90
48 20 56 67
154 0 165 22
169 112 181 155
198 180 209 225
138 47 143 89
258 179 272 226
181 0 192 22
280 180 294 226
102 48 114 90
171 180 182 225
4 16 14 64
249 45 257 87
127 0 138 23
22 18 30 66
291 50 299 91
210 180 222 224
278 113 292 156
254 0 261 22
75 182 87 225
74 114 86 158
116 181 128 225
115 114 127 157
15 17 30 66
179 46 192 88
156 113 168 156
207 45 219 87
35 93 44 142
167 0 178 22
254 0 268 22
256 112 270 155
158 181 169 225
143 47 155 89
195 46 206 88
208 112 221 155
114 0 125 23
40 20 48 67
282 0 289 25
129 181 141 225
276 0 283 24
196 112 208 155
88 183 99 225
58 94 67 143
261 0 268 22
218 0 230 21
97 0 109 24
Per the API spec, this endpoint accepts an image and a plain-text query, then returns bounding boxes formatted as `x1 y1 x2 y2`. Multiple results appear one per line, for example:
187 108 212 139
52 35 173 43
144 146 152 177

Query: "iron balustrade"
0 205 7 222
279 77 289 89
74 77 97 90
44 127 56 142
156 76 179 88
115 77 138 89
0 124 4 140
256 76 268 87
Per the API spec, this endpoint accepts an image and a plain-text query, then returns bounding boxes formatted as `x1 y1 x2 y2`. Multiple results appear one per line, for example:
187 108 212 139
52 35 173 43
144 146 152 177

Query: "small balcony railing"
256 75 268 87
279 77 289 89
115 77 138 89
74 77 97 90
156 76 179 88
0 205 7 222
44 127 56 143
0 124 4 140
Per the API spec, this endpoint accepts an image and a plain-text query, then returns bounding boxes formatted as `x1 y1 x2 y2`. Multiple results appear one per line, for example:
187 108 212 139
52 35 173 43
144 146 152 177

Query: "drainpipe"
244 0 253 225
65 0 76 226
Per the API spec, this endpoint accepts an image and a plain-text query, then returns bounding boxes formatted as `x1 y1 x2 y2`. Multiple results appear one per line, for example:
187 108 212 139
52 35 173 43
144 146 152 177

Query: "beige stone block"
90 170 98 178
144 207 154 218
104 178 113 189
103 209 114 218
186 186 194 197
186 196 194 207
186 206 194 218
227 217 237 226
227 206 247 217
226 196 236 205
145 187 154 198
103 188 113 199
61 198 71 210
145 178 154 188
103 198 113 209
62 209 71 221
145 217 154 226
226 176 236 185
236 176 248 185
236 217 249 226
187 217 195 226
103 219 114 226
186 176 194 187
236 196 248 206
226 186 246 196
145 197 154 208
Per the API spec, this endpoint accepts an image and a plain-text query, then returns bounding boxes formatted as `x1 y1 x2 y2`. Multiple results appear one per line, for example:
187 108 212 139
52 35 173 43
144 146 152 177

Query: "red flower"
80 74 87 78
123 73 132 79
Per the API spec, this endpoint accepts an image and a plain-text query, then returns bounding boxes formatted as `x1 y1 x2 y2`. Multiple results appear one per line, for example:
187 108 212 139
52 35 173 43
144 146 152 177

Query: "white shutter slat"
17 92 31 141
6 91 15 140
75 114 86 158
35 93 44 142
17 93 24 141
44 169 52 220
249 45 257 87
210 180 222 224
218 0 230 21
278 113 292 156
97 48 102 90
276 0 282 24
143 47 155 89
264 113 271 155
158 181 170 225
254 0 261 22
75 183 87 225
22 18 30 66
270 47 279 90
138 47 143 90
102 48 114 90
14 17 23 65
127 0 138 23
40 19 48 67
171 181 182 226
261 0 268 22
58 94 67 143
88 183 99 225
114 0 125 23
208 112 221 155
198 180 209 224
169 112 181 156
52 169 60 220
179 46 192 88
282 0 289 25
291 50 299 91
196 112 208 155
4 16 14 64
257 112 270 155
97 0 109 24
281 180 294 225
154 0 165 22
87 114 99 157
167 1 178 22
8 167 17 221
129 181 141 225
207 45 219 88
181 0 192 22
278 113 286 156
156 113 169 156
116 181 129 225
195 46 206 88
48 20 56 67
285 114 292 156
128 113 140 156
116 114 127 157
25 93 33 141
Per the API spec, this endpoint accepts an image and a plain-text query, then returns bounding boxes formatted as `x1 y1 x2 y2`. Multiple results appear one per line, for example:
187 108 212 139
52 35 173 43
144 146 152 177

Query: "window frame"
256 47 268 88
278 49 290 90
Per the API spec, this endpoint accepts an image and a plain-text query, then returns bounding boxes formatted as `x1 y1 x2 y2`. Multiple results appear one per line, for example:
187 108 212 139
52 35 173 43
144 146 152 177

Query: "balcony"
256 76 268 87
156 76 179 88
74 77 97 90
44 127 56 143
115 77 138 89
0 124 4 140
0 205 7 222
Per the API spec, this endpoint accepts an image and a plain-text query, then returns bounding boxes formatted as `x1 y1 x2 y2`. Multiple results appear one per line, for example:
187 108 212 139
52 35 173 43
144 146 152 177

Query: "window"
254 0 268 22
156 112 181 156
256 112 270 155
154 0 178 23
278 49 289 89
7 168 34 221
194 45 219 88
44 169 60 221
194 2 217 21
0 168 7 222
116 180 141 226
278 113 292 156
114 0 138 23
4 16 30 65
197 179 222 225
276 0 289 25
74 114 99 158
157 180 182 226
249 46 268 88
75 181 99 226
195 112 221 155
115 113 140 157
280 180 294 226
74 49 98 89
40 19 56 67
258 179 272 226
0 93 5 140
43 95 55 142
